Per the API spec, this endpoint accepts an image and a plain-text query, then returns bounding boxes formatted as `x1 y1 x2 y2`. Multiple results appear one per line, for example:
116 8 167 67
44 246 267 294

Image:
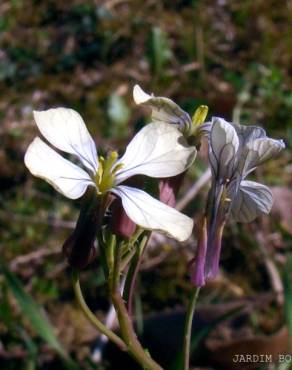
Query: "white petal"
112 185 193 242
24 137 94 199
232 122 266 146
233 124 266 176
230 180 273 223
133 85 192 134
115 122 196 183
209 117 239 180
33 108 98 173
243 137 285 176
133 84 152 104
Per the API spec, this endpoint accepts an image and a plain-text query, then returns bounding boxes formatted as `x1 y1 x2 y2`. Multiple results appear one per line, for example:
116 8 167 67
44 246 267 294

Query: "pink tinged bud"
159 173 185 207
62 187 100 269
190 217 208 287
205 220 225 280
110 198 136 239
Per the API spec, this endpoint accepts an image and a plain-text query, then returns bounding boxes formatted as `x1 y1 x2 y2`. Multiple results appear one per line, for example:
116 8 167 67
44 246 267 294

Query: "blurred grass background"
0 1 291 369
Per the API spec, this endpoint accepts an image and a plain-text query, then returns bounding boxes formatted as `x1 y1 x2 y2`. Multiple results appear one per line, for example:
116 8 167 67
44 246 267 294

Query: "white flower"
133 85 193 135
209 117 285 222
24 108 197 241
133 85 210 137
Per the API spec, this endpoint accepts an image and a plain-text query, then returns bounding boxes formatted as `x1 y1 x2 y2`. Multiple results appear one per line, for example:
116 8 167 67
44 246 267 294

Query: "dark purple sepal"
62 187 101 269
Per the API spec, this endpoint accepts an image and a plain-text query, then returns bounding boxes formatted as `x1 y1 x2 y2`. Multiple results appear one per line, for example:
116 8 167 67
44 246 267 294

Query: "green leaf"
0 262 77 368
148 27 172 75
17 327 38 370
0 282 14 326
107 93 130 139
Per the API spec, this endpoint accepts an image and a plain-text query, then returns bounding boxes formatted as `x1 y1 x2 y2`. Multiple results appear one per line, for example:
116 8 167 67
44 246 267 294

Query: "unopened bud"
110 198 136 239
159 174 185 207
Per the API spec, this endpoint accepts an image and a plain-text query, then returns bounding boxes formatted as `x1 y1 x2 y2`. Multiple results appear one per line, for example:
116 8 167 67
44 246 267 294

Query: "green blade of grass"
0 262 77 368
148 26 172 75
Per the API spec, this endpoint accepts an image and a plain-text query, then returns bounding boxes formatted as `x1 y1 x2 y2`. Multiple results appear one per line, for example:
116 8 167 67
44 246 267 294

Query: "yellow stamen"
112 163 124 174
191 105 209 133
94 151 122 194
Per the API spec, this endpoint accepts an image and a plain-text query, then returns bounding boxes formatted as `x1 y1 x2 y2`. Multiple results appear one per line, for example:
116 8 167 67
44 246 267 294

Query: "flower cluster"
24 86 285 281
24 85 285 370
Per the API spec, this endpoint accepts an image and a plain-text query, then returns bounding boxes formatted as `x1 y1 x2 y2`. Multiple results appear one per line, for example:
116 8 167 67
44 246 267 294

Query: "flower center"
94 151 124 194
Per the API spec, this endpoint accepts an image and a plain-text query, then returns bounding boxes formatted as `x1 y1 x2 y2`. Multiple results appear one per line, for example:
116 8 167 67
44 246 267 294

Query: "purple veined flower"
24 107 197 242
209 117 285 223
192 117 285 286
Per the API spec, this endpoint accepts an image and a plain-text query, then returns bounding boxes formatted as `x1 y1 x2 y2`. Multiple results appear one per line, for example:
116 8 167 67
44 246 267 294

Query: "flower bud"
109 197 136 239
159 173 185 207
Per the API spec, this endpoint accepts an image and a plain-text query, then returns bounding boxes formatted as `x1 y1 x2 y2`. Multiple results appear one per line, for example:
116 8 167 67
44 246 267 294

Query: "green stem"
72 268 163 369
109 237 163 370
124 233 150 317
106 233 116 280
111 289 163 370
112 237 122 291
120 227 145 271
71 269 127 351
120 247 136 271
182 287 201 370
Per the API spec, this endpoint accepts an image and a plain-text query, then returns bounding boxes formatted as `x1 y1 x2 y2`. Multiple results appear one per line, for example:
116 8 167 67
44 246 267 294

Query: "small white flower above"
25 108 197 241
133 85 210 137
133 85 193 135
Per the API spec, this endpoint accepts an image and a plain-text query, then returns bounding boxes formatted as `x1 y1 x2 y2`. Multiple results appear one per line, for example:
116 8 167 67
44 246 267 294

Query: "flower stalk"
108 236 163 370
124 232 150 317
182 287 200 370
111 289 163 370
71 269 126 351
